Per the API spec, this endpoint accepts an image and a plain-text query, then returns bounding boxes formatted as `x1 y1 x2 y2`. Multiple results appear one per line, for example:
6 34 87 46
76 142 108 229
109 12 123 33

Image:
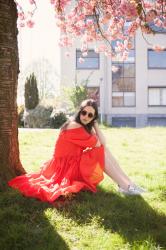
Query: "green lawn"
0 127 166 250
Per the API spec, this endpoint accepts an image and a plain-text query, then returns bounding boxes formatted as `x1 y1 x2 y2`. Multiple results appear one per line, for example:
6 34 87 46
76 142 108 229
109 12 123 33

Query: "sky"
18 0 60 70
17 0 61 103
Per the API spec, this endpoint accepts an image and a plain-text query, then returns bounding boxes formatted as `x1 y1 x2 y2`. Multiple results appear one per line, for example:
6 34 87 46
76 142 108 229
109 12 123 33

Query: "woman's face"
80 105 96 125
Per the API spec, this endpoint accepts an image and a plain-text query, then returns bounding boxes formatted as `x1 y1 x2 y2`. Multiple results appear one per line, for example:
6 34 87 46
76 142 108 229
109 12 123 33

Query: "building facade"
60 29 166 127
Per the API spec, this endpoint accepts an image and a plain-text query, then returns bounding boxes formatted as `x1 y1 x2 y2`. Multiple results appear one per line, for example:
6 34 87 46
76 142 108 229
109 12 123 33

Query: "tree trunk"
0 0 26 189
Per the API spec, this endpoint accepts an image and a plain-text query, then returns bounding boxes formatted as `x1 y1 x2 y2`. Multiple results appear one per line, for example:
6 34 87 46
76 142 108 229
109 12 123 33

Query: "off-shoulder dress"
8 127 105 203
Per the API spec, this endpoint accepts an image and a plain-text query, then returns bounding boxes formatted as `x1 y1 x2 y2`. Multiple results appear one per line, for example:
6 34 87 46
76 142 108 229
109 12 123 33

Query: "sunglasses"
80 110 94 119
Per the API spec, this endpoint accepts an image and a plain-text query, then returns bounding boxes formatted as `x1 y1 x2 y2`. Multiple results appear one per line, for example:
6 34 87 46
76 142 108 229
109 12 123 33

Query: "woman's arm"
93 121 106 147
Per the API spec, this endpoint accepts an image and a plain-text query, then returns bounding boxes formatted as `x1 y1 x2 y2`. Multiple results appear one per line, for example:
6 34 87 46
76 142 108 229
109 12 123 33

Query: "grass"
0 127 166 250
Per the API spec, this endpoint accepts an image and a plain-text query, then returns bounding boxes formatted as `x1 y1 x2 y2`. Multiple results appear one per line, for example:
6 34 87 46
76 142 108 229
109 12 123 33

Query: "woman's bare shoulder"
66 121 82 130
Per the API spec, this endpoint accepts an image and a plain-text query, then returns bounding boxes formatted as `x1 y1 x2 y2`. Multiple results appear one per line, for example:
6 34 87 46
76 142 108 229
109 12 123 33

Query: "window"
111 34 136 107
112 117 136 127
76 50 100 69
112 60 136 106
112 92 123 106
148 87 166 106
148 49 166 69
112 92 135 107
112 63 135 92
124 63 135 77
148 117 166 126
112 42 135 63
124 92 135 106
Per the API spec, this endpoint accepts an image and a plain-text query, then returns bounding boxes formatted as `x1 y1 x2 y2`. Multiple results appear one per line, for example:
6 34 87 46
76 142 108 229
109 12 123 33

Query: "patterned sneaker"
118 185 146 195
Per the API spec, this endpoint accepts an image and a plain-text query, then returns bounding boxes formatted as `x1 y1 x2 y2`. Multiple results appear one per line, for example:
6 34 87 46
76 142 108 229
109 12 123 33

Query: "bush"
63 85 88 111
24 73 39 110
68 85 88 109
18 105 25 127
50 110 67 128
24 105 53 128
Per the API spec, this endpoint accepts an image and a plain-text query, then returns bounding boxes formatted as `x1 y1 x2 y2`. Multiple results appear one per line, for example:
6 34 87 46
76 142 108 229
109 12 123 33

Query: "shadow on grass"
0 189 69 250
55 188 166 248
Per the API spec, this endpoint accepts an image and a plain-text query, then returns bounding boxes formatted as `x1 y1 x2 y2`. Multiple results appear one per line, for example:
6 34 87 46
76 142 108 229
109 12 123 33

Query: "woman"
8 99 144 203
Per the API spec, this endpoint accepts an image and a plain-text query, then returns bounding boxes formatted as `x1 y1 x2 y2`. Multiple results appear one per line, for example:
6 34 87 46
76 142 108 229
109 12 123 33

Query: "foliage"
62 72 95 111
24 73 39 110
64 85 88 110
18 105 25 127
50 110 67 128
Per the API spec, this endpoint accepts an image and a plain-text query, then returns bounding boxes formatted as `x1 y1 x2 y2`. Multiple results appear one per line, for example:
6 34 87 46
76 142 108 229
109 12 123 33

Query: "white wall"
60 30 166 117
136 30 166 115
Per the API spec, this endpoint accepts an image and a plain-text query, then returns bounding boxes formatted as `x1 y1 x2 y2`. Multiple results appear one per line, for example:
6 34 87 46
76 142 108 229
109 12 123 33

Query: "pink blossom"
18 12 25 21
112 65 119 73
94 47 99 53
86 19 94 26
144 2 153 9
154 18 163 27
152 45 165 52
26 20 35 28
122 50 129 61
59 35 73 47
98 44 107 52
120 0 138 19
79 57 85 63
16 0 165 60
50 0 55 4
29 0 35 4
82 51 88 57
19 23 25 28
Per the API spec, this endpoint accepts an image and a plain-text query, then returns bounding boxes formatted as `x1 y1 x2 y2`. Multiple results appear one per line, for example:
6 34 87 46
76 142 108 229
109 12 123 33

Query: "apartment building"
60 29 166 127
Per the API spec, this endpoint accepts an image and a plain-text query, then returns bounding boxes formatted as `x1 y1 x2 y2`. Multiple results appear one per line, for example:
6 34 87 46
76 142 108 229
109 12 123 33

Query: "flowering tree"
15 0 166 60
0 0 165 187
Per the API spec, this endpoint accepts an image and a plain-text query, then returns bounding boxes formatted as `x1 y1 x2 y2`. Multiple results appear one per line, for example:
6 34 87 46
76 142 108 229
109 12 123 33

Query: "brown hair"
61 99 98 134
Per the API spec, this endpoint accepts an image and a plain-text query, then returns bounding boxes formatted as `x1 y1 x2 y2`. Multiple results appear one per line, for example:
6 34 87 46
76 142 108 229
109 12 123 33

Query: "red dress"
8 127 105 203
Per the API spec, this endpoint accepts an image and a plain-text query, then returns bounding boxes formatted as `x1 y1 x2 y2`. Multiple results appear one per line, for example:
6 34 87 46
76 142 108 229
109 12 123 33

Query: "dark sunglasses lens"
88 113 93 118
81 110 87 116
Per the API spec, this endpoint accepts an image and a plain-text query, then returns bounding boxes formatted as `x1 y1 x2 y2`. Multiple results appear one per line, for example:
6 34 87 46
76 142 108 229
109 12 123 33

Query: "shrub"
24 73 39 110
69 85 88 109
24 105 53 128
50 110 67 129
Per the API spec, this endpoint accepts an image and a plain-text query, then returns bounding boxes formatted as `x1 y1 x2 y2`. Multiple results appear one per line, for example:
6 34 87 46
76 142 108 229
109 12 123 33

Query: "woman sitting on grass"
8 99 145 203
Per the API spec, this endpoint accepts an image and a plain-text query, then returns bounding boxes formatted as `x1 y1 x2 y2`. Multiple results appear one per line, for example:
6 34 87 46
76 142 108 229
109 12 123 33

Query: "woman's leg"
104 147 134 190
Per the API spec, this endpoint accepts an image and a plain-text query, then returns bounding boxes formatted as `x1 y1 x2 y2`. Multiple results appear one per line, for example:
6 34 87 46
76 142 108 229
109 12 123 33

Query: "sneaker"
118 185 146 196
132 185 147 193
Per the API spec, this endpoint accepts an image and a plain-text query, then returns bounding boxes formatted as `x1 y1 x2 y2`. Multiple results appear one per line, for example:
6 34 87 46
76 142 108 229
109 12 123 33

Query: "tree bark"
0 0 26 189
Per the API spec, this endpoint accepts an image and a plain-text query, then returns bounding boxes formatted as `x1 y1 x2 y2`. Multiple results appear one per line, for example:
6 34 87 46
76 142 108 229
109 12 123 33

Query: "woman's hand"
83 147 93 152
